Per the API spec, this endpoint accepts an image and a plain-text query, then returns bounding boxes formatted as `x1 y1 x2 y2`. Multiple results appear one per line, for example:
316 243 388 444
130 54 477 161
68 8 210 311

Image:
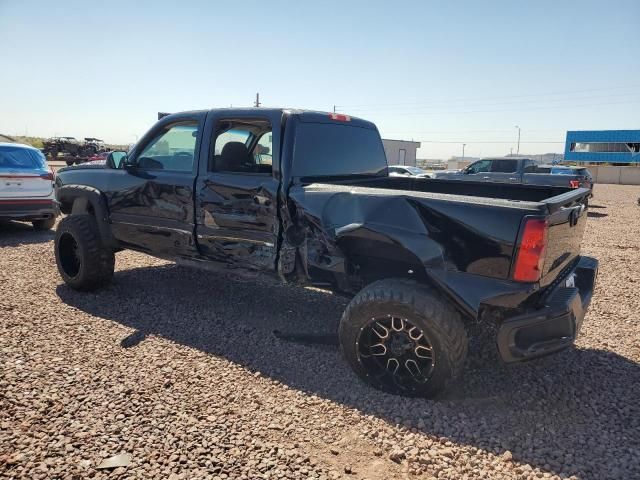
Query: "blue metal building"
564 130 640 164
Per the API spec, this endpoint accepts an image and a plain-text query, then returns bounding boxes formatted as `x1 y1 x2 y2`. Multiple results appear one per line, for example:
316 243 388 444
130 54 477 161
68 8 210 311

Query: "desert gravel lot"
1 184 639 480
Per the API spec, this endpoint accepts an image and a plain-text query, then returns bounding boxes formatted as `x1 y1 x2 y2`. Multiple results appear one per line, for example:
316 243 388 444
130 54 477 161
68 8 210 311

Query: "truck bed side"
283 179 590 318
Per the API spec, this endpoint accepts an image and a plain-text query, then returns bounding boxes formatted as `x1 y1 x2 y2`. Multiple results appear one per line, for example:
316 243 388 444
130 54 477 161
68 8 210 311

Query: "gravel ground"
1 184 639 480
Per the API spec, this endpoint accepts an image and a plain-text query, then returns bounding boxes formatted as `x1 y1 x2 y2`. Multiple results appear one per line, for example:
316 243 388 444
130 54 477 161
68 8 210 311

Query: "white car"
388 165 432 178
0 143 58 230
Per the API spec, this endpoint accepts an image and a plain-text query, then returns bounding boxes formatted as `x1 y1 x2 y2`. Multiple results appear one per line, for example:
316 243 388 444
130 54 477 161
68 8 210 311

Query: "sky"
0 0 638 159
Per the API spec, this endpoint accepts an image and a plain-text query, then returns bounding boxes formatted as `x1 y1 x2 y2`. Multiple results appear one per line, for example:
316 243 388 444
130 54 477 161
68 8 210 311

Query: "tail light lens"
569 180 580 188
513 218 549 282
40 171 55 181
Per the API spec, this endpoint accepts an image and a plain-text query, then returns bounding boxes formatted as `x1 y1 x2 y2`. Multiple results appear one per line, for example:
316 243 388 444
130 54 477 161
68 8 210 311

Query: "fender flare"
56 185 118 248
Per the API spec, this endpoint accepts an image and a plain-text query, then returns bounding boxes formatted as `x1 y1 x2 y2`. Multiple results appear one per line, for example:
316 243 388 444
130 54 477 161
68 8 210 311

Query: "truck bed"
293 175 590 297
349 176 577 205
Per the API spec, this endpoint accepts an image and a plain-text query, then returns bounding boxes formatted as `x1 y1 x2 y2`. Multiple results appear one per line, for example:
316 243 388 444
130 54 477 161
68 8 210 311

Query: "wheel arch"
56 185 118 248
336 232 474 321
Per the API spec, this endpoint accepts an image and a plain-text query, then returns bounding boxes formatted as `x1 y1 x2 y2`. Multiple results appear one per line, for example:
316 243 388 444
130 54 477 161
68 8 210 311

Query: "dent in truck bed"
284 182 543 316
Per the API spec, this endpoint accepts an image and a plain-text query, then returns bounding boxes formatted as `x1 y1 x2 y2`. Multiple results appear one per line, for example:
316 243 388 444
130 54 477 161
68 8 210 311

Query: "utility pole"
515 125 521 155
254 93 261 108
333 105 336 113
462 143 466 162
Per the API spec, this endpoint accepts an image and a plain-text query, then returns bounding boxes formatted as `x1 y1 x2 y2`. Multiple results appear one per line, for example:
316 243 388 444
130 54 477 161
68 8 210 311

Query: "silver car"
0 143 58 230
388 165 432 178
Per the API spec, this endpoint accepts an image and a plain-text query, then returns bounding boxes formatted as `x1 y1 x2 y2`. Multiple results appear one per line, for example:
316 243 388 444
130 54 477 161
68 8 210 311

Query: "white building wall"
382 139 420 167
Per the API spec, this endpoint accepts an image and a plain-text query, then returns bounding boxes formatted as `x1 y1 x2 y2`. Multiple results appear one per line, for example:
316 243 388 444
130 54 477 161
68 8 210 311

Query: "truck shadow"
587 211 608 218
0 220 55 246
56 263 639 479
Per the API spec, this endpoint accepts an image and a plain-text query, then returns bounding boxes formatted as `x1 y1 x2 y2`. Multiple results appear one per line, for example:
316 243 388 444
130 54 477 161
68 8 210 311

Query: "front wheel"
55 215 115 291
339 279 468 397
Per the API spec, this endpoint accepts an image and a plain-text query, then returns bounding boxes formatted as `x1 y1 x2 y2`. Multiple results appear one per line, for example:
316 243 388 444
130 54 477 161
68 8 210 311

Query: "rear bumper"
497 256 598 362
0 199 59 221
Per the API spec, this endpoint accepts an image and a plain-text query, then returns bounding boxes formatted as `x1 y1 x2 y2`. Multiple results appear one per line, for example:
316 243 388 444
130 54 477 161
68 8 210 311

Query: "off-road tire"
55 214 115 291
32 217 56 231
339 278 468 397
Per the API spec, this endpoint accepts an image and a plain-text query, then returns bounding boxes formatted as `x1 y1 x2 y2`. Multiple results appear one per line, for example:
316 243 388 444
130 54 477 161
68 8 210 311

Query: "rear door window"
491 159 518 173
210 119 272 174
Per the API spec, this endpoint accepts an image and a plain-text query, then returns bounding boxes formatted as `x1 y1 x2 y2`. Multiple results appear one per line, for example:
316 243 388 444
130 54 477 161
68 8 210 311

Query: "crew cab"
53 109 598 397
433 157 594 190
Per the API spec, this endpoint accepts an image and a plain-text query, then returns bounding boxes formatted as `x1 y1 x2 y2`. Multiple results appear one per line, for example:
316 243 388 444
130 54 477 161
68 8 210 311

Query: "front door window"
137 123 198 172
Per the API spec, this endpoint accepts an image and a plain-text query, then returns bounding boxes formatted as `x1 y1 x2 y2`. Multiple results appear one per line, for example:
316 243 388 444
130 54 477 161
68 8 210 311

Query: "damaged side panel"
283 183 539 317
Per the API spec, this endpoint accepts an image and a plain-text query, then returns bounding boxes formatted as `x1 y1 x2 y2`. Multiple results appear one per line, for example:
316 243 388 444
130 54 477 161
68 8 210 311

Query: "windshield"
406 166 425 175
0 146 47 170
292 123 387 178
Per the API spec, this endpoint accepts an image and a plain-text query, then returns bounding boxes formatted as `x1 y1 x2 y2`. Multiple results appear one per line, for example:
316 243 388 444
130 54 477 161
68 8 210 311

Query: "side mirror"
107 151 128 169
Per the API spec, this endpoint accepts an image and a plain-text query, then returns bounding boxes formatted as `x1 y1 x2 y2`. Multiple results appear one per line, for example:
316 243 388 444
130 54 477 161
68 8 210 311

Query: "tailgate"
0 170 54 198
539 188 590 286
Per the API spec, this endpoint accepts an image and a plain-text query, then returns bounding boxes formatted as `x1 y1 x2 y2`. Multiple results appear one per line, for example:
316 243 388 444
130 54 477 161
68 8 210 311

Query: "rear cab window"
292 115 387 179
551 167 575 175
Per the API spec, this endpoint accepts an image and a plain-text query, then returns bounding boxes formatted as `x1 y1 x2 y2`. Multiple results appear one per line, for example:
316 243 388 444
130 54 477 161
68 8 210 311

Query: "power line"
341 93 640 114
342 99 640 116
382 128 565 133
334 84 640 109
414 140 565 144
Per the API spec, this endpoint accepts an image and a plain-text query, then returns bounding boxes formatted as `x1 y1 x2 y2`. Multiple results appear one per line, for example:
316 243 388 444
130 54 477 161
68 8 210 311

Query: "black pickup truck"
54 109 598 397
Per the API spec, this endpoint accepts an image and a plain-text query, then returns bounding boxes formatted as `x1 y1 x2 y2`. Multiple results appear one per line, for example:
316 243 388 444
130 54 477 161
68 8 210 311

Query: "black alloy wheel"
58 231 81 278
357 315 435 391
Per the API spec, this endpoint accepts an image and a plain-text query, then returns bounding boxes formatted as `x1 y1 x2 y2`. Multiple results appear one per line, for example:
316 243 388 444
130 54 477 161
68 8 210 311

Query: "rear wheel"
339 279 468 397
55 215 115 291
32 217 56 231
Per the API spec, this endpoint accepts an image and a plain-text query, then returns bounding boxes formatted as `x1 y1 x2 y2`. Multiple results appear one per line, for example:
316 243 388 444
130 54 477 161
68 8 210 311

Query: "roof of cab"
160 108 377 130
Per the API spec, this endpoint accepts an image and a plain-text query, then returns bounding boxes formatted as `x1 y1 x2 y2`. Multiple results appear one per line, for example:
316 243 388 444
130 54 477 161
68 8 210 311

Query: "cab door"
107 113 204 255
194 110 282 272
461 159 492 181
486 159 520 183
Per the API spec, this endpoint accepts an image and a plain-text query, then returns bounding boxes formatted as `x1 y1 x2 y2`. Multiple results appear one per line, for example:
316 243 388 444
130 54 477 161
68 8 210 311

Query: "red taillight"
513 218 549 282
569 180 580 188
329 113 351 122
40 172 55 181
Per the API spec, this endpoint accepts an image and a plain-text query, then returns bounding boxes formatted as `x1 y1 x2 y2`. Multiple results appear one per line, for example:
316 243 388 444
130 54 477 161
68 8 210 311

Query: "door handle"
482 176 490 179
509 177 517 181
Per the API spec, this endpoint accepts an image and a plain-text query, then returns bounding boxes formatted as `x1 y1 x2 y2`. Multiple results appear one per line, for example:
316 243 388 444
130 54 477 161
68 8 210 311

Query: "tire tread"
55 215 114 291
